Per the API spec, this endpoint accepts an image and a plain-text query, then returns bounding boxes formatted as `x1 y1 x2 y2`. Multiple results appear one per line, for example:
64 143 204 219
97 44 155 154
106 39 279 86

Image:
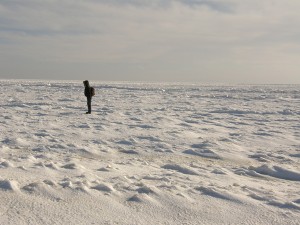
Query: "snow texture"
0 80 300 225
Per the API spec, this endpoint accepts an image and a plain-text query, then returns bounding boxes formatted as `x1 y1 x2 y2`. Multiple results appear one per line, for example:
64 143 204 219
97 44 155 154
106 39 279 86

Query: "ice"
0 80 299 224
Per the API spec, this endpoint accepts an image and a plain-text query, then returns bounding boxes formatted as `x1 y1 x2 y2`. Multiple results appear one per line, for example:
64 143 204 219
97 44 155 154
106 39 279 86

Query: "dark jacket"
83 81 92 98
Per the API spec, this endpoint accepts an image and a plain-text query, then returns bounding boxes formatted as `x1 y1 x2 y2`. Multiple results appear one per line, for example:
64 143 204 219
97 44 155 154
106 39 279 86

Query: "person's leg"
87 97 92 113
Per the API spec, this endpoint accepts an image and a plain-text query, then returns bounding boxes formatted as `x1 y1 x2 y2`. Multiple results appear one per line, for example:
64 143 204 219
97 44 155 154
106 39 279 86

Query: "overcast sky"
0 0 299 83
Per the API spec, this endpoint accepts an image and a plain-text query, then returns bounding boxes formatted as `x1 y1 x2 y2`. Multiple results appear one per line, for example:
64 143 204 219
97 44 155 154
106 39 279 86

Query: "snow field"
0 80 299 224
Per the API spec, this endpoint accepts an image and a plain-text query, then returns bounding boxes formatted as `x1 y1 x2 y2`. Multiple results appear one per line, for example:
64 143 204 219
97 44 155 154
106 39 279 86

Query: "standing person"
83 80 92 114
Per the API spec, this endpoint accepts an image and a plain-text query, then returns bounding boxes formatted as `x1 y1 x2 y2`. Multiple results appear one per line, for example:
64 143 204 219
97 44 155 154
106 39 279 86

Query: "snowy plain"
0 79 299 225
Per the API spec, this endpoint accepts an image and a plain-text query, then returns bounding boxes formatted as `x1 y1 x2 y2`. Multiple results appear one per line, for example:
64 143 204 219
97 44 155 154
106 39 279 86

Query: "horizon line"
0 78 299 86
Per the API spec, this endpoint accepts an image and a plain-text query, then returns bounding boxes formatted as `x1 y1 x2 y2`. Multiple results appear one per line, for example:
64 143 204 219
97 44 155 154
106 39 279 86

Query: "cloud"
0 0 300 83
0 0 235 37
86 0 235 12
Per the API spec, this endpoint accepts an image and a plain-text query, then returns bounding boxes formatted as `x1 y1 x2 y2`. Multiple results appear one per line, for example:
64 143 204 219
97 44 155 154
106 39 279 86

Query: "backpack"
91 87 95 96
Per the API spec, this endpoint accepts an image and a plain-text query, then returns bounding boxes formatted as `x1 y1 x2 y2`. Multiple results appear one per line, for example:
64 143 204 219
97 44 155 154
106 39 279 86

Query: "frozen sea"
0 80 299 224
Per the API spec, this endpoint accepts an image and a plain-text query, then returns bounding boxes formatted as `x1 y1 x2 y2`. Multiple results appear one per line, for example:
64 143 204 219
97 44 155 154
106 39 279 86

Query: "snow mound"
184 149 221 159
183 142 222 159
195 186 242 203
0 161 14 168
127 193 155 203
92 183 115 193
23 182 47 192
119 149 139 154
136 185 158 195
0 180 19 192
269 200 300 210
290 153 300 158
162 164 198 175
61 163 84 170
250 165 300 181
98 166 113 172
2 138 31 147
234 168 266 178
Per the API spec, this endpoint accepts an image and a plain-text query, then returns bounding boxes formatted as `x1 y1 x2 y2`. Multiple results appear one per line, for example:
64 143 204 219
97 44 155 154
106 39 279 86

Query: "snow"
251 164 300 181
0 79 300 224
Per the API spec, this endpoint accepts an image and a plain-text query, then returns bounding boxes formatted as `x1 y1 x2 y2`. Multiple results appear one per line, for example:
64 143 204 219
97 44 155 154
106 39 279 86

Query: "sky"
0 0 299 84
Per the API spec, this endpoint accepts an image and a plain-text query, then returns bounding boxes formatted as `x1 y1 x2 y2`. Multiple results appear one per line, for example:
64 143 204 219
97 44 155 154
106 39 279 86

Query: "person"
83 80 92 114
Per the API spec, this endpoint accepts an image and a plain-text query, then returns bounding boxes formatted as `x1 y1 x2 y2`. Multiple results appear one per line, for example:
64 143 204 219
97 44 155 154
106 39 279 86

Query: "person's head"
83 80 89 86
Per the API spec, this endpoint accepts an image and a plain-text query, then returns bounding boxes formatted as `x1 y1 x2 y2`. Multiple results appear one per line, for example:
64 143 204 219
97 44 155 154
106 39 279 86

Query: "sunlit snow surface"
0 80 300 224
